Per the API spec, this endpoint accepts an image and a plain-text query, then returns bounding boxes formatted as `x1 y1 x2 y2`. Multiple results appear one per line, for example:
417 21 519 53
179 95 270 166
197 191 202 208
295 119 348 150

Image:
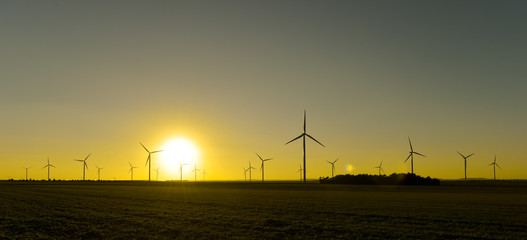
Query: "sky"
1 0 526 181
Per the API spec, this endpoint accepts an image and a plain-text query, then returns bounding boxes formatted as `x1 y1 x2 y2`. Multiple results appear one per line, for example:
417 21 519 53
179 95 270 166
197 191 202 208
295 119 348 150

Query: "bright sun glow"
160 138 200 173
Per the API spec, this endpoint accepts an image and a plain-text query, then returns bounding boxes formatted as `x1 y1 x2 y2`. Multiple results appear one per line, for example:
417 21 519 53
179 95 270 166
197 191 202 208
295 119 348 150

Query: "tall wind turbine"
247 161 256 182
202 169 207 181
489 154 501 181
457 152 475 182
191 163 200 182
140 143 163 182
155 167 161 181
404 138 425 174
74 153 91 181
24 167 30 181
297 164 303 181
256 153 273 182
96 165 103 181
243 167 248 182
128 162 138 181
178 162 188 182
374 160 385 175
326 158 339 178
286 110 325 183
42 157 55 181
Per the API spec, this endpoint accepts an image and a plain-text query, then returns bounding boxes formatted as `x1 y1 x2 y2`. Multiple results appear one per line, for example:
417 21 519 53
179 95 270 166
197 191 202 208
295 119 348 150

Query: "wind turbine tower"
489 154 501 181
96 165 103 181
247 161 255 182
404 138 425 174
326 158 339 178
286 110 325 182
74 153 91 181
374 160 385 175
140 143 163 182
191 163 200 182
256 153 273 182
178 163 188 182
42 157 55 181
457 152 475 183
128 162 138 181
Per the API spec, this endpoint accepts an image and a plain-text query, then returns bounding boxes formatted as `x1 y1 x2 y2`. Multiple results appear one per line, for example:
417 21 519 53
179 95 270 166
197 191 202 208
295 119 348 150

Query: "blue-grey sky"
1 1 526 180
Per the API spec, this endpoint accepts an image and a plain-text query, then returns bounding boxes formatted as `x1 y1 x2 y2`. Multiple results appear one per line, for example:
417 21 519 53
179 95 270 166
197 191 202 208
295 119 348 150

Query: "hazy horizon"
2 1 526 181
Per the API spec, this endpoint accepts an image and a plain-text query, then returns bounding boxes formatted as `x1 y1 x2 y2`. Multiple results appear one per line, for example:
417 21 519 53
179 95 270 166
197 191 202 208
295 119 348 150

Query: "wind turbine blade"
285 134 304 145
74 159 84 162
466 153 475 158
151 150 163 153
380 160 383 167
408 137 413 151
333 158 339 164
256 153 263 161
303 110 306 132
51 165 55 168
84 162 88 170
306 134 325 147
488 163 494 166
264 158 273 161
140 142 150 153
413 152 426 157
145 155 150 167
457 152 465 158
404 153 412 163
326 161 332 164
496 164 501 169
85 153 91 161
129 162 132 168
42 165 47 169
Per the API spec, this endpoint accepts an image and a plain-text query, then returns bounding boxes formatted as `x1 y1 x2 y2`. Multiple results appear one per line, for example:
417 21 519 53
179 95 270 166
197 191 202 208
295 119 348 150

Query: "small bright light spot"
160 138 199 174
346 164 353 173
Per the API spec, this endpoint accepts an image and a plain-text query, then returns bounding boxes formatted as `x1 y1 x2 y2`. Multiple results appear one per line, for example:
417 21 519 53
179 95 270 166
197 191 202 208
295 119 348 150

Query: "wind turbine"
191 163 200 182
178 162 188 182
202 169 207 181
374 160 385 175
256 153 273 182
96 165 103 181
297 164 303 181
489 154 501 181
42 157 55 181
74 153 91 181
140 142 163 182
286 110 325 183
404 138 425 174
247 161 256 182
457 152 475 182
128 162 138 181
243 167 248 181
155 167 161 181
24 167 30 181
326 158 339 178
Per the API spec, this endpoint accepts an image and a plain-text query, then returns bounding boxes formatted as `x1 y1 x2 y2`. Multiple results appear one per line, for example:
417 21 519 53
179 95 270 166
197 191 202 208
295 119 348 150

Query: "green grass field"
1 181 526 239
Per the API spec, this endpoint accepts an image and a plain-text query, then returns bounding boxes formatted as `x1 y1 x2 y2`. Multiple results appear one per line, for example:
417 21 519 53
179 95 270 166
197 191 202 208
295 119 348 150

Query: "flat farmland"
1 181 526 239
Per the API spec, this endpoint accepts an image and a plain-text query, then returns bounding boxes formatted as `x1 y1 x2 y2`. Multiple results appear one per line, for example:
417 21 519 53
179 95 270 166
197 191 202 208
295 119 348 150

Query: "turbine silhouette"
297 164 303 181
489 154 501 181
42 157 55 181
247 161 256 182
404 138 425 174
128 162 138 181
326 158 339 178
24 167 30 181
243 167 248 181
286 110 325 183
374 160 385 175
202 169 207 181
256 153 273 182
140 143 163 182
457 152 475 182
74 153 91 181
191 163 200 182
178 162 188 182
155 167 161 181
96 165 103 181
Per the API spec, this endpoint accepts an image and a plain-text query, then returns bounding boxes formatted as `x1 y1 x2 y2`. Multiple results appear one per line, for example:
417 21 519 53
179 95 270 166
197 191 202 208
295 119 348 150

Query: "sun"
160 137 200 173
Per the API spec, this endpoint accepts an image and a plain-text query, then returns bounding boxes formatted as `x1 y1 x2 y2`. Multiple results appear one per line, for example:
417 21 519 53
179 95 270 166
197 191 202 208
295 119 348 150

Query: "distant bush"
320 173 440 185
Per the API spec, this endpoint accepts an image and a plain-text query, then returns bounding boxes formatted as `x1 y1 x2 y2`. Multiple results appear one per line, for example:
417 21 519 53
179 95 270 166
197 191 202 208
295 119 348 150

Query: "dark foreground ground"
1 181 526 239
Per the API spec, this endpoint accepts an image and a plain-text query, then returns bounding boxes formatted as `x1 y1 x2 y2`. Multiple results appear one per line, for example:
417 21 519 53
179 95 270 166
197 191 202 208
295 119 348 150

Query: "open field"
1 181 526 239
